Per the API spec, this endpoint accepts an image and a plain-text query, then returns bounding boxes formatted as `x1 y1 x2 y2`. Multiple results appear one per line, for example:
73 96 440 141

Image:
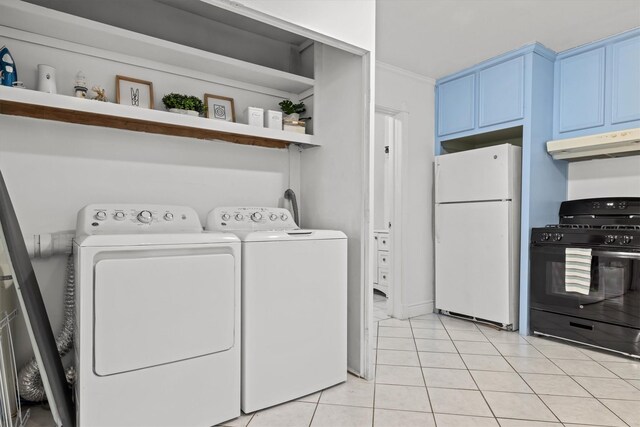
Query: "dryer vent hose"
284 189 299 226
18 254 76 402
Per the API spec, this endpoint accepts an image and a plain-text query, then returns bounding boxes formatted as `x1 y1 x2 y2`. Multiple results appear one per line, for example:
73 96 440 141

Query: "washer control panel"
207 207 298 231
76 204 203 236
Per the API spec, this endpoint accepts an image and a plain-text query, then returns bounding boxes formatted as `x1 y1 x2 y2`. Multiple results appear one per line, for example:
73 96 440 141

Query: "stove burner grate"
601 225 640 230
545 224 592 229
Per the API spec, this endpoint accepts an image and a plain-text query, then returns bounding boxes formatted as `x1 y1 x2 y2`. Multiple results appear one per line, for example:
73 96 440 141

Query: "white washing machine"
206 207 347 413
74 204 240 427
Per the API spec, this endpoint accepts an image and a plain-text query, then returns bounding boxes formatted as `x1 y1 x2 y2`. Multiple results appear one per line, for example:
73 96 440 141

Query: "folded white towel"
565 248 592 295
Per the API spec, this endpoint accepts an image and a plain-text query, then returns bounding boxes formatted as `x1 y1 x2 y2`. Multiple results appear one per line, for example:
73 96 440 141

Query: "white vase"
284 113 299 122
37 64 57 94
169 108 199 116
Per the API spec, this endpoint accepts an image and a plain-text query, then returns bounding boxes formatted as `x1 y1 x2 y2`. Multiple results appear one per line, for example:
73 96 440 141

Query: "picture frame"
205 94 235 122
116 75 154 109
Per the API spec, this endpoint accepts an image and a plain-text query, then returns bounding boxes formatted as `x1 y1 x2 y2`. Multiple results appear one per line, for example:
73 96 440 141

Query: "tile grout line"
476 325 563 424
439 317 500 422
485 328 635 426
371 318 380 427
409 315 436 424
537 346 632 425
307 391 321 427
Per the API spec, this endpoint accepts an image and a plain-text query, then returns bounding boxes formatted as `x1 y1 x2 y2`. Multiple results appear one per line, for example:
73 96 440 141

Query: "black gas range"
529 197 640 358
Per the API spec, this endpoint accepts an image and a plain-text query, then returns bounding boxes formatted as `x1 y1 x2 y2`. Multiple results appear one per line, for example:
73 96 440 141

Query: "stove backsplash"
568 156 640 200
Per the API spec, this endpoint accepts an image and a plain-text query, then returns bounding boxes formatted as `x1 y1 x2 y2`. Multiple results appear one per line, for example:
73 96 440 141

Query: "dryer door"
93 252 235 376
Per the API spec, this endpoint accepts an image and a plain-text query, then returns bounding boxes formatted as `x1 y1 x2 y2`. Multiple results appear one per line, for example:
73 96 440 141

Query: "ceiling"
376 0 640 79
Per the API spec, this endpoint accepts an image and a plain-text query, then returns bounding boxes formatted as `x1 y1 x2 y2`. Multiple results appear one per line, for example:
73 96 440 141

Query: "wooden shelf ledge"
0 87 318 149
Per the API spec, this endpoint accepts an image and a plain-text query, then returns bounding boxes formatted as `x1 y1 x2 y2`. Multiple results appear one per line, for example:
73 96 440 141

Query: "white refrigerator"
435 144 521 330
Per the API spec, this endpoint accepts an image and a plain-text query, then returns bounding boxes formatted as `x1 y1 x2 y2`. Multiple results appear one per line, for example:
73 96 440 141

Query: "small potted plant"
279 99 310 134
162 93 206 116
279 99 306 122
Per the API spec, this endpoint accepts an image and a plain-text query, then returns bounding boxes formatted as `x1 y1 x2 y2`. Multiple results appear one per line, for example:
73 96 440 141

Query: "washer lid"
93 252 236 376
232 229 347 242
75 232 239 247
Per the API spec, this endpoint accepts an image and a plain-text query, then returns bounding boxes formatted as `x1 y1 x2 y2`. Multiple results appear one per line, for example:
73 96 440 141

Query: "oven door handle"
591 250 640 259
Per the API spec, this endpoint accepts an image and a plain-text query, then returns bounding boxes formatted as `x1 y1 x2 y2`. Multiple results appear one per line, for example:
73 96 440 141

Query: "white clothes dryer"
74 204 240 427
206 207 347 413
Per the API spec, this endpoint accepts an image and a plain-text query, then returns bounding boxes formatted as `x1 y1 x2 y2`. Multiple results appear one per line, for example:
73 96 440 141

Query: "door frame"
373 106 407 322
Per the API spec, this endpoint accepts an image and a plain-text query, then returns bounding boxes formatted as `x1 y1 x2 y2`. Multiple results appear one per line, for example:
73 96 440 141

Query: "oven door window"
530 246 640 328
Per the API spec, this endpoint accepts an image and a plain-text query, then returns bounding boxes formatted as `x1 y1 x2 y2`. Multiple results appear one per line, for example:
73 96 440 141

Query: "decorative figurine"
74 71 88 98
0 45 18 87
91 86 108 102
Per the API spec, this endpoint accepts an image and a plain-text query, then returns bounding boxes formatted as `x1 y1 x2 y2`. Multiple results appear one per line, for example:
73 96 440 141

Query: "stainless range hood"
547 128 640 161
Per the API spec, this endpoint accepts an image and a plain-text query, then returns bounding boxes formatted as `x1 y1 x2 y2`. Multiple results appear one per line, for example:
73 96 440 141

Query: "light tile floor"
373 293 390 323
25 301 640 426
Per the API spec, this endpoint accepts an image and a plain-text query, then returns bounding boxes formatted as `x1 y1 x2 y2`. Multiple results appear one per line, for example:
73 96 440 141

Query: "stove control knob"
235 214 244 221
251 212 262 222
114 211 126 221
221 213 230 221
541 233 550 241
95 211 107 221
553 233 563 241
280 213 288 221
164 212 174 221
137 210 153 224
605 235 616 244
621 235 633 245
269 214 278 221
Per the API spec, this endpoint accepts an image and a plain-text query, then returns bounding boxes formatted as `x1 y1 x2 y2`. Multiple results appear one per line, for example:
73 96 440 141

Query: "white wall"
568 156 640 199
376 62 435 318
301 44 368 374
1 37 293 368
230 0 376 52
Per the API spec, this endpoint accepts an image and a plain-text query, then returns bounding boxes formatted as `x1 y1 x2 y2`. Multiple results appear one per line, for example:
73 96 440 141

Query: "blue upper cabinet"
437 74 475 136
556 48 605 133
611 35 640 125
478 56 525 128
554 29 640 139
435 43 554 146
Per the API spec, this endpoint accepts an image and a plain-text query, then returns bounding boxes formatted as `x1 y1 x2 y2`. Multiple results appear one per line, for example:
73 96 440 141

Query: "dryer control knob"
280 213 288 221
114 211 126 221
164 212 174 221
269 214 277 221
221 213 230 221
137 210 153 224
235 214 244 221
95 211 107 221
251 212 262 222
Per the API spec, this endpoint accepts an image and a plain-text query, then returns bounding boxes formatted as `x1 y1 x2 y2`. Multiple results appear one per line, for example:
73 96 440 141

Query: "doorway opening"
372 109 403 328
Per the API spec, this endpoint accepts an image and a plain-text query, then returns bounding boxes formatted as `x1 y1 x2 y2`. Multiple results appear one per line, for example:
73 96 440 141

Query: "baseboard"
405 300 435 319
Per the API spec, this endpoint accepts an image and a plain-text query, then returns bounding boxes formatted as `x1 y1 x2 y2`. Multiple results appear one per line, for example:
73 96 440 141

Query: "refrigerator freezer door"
435 144 520 203
435 201 512 325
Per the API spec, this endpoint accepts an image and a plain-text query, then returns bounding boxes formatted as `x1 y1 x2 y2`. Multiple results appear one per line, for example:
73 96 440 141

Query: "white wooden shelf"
0 0 314 96
0 87 318 149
